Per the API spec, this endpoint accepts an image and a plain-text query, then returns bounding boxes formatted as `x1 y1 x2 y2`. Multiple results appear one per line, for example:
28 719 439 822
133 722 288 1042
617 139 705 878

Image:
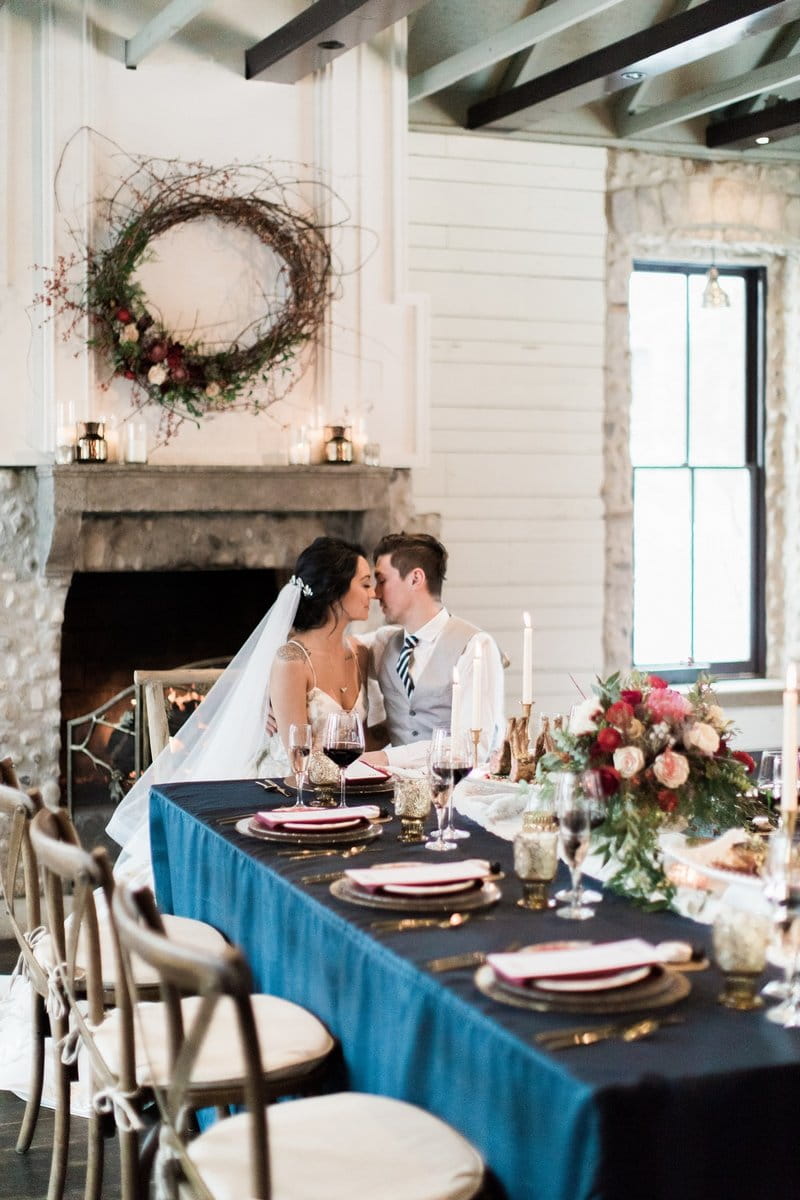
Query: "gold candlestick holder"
520 701 532 724
470 728 481 769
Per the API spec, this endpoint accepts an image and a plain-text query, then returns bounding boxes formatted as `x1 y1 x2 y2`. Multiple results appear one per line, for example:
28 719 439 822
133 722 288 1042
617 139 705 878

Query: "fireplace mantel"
35 464 413 578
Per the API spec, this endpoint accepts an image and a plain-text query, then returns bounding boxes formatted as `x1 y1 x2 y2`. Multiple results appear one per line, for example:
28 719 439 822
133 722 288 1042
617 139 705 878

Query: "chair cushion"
35 911 228 990
182 1092 484 1200
86 993 334 1088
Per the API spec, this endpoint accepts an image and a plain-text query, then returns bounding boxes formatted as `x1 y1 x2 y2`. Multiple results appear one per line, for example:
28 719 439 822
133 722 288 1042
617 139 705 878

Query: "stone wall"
604 150 800 680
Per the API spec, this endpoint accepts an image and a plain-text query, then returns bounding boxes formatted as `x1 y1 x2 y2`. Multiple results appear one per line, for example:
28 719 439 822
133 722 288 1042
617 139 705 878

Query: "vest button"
409 709 416 716
411 731 418 737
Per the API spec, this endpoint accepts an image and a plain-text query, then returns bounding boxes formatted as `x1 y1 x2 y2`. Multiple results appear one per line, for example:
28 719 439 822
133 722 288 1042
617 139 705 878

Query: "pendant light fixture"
702 264 730 309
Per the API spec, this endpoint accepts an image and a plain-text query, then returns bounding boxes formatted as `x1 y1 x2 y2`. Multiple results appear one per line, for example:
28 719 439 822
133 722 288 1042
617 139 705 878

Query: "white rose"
683 722 720 757
205 382 221 398
569 697 603 736
147 364 168 385
705 704 727 733
119 323 139 344
613 745 645 779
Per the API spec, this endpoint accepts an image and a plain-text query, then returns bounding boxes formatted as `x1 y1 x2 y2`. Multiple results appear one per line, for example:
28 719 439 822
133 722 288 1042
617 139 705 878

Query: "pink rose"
613 745 645 779
652 748 690 790
683 722 720 757
645 687 692 725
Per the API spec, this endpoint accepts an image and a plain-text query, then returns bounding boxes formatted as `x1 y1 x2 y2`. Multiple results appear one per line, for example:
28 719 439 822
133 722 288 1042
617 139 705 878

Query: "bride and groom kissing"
106 531 504 879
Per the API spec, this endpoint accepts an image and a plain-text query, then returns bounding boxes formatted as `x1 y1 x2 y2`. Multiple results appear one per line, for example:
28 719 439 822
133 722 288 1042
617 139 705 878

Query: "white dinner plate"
660 831 762 891
381 879 478 898
535 965 651 993
272 817 364 833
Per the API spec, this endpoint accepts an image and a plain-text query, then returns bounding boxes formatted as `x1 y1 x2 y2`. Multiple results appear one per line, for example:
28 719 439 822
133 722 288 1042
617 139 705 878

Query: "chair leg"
15 990 47 1154
83 1108 105 1200
47 1016 70 1200
119 1127 141 1200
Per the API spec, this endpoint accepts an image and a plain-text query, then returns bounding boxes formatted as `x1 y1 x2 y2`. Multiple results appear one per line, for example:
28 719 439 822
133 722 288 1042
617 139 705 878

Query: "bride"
106 536 376 884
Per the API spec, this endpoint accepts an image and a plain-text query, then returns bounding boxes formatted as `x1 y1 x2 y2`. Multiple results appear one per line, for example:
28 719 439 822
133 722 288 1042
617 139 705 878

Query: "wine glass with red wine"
288 723 313 808
426 729 472 852
323 711 365 808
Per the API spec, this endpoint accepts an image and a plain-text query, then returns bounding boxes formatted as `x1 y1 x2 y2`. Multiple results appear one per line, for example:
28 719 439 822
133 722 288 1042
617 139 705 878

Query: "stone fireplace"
0 463 415 822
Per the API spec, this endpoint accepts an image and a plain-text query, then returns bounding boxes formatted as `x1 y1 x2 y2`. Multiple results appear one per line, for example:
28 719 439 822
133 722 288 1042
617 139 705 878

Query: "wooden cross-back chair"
134 669 225 766
0 782 51 1160
112 880 487 1200
30 807 336 1200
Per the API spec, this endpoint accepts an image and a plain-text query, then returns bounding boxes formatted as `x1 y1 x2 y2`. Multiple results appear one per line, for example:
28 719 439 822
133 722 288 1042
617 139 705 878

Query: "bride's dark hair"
292 536 366 631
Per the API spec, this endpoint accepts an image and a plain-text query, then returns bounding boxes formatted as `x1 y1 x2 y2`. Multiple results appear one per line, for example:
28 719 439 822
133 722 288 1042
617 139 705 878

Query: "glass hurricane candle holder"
514 815 559 910
712 901 771 1011
393 776 433 843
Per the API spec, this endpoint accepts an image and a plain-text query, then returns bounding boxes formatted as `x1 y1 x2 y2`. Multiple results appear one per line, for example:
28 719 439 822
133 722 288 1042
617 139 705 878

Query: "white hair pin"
290 574 313 597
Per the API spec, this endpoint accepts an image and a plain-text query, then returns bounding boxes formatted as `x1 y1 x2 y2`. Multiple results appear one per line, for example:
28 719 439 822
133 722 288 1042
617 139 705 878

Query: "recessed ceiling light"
755 135 771 145
621 70 645 82
318 40 345 50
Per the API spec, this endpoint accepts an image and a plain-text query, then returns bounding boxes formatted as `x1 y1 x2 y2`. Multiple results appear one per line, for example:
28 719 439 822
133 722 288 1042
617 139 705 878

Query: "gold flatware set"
369 912 475 933
534 1014 684 1051
424 942 523 972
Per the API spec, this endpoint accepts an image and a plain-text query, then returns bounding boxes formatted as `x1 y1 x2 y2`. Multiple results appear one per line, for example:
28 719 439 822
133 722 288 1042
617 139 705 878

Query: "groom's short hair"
373 532 447 598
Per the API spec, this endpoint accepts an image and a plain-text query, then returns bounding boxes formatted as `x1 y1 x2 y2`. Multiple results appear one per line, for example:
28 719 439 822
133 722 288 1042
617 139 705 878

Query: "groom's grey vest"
378 616 479 746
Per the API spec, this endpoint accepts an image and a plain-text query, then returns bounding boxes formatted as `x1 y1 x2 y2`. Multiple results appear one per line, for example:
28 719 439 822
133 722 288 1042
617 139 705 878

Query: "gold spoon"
369 912 473 933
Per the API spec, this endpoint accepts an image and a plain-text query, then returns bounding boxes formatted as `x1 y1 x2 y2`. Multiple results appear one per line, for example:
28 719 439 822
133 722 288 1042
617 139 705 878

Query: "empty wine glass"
426 729 470 852
322 711 365 808
554 774 595 921
554 770 604 906
757 751 782 813
288 723 313 808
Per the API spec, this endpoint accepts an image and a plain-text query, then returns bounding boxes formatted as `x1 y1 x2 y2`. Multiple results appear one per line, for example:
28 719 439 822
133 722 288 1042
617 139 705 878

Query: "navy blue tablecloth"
149 780 800 1200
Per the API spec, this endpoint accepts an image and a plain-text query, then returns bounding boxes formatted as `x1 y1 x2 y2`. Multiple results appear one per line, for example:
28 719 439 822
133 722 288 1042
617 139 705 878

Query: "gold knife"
535 1014 683 1051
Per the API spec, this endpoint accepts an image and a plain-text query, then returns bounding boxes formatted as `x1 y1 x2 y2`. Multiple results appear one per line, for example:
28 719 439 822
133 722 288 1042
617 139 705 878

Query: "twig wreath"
38 152 336 441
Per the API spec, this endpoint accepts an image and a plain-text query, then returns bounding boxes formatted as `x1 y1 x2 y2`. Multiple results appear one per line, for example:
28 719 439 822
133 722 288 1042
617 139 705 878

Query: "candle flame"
523 611 531 628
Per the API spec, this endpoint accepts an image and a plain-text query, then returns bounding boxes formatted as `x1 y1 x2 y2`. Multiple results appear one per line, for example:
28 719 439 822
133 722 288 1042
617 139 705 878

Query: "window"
629 262 766 681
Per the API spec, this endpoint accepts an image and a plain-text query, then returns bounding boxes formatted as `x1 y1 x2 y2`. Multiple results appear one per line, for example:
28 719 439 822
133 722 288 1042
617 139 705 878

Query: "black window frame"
630 260 766 685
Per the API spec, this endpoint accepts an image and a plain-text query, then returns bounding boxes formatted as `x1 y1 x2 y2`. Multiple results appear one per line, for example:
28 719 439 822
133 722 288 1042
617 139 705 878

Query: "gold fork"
278 844 375 861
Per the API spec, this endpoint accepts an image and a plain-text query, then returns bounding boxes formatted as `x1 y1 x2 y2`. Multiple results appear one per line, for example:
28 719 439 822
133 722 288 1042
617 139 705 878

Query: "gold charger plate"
474 962 690 1014
235 817 383 847
329 876 501 914
287 774 395 798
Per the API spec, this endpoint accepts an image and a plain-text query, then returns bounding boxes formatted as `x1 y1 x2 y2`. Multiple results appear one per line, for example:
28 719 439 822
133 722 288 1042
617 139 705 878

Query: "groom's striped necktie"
396 633 419 698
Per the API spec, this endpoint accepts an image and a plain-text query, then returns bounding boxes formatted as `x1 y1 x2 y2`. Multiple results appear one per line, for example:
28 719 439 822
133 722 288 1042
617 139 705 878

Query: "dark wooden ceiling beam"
706 95 800 147
467 0 800 131
246 0 426 84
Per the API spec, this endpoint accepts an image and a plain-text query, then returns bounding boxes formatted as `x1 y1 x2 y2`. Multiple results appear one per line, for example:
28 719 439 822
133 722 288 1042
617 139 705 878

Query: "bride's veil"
106 579 302 876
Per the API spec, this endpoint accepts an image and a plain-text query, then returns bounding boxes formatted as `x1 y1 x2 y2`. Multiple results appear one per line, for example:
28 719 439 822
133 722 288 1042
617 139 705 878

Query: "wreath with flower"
538 671 758 907
38 154 335 441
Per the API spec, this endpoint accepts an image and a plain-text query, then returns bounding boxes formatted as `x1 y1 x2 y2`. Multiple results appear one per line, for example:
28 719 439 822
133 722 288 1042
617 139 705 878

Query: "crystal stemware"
426 729 470 852
322 711 365 808
554 770 603 906
288 723 313 808
757 751 782 814
554 774 595 921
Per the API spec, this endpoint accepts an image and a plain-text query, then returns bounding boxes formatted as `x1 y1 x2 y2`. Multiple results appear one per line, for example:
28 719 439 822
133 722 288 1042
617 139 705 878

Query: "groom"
362 532 504 769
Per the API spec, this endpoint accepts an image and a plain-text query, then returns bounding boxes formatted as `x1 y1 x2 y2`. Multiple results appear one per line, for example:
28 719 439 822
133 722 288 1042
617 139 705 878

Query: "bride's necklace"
298 641 354 694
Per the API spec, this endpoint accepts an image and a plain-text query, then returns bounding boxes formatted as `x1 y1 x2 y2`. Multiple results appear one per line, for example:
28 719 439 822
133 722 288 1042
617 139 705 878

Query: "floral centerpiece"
537 671 757 907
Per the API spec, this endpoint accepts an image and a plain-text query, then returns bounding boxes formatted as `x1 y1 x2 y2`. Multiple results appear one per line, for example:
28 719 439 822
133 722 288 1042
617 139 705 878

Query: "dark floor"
0 937 123 1200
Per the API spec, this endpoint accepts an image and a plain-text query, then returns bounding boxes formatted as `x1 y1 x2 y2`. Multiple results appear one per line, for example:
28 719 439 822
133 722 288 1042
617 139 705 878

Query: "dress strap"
347 637 363 695
287 639 318 690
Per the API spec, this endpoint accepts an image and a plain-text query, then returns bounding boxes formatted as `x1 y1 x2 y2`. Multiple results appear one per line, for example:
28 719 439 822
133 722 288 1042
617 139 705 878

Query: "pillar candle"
522 612 533 705
451 667 461 741
782 663 798 812
471 643 483 730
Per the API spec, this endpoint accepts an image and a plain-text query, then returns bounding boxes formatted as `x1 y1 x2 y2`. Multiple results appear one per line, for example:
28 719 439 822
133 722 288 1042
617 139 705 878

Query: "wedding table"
149 780 800 1200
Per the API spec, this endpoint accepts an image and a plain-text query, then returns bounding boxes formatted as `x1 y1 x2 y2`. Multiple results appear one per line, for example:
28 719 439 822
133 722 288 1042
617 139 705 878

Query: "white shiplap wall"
408 132 608 719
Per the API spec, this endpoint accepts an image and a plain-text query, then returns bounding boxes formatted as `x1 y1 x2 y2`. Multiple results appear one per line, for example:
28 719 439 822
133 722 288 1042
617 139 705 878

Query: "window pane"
693 469 752 663
633 469 692 666
629 272 687 466
688 275 746 466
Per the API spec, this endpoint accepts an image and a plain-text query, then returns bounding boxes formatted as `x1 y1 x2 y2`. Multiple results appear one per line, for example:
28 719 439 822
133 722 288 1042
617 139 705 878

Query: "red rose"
657 789 678 813
116 307 131 323
731 750 756 774
595 727 622 753
606 701 634 729
149 341 168 363
649 675 669 690
170 364 188 382
620 689 642 707
597 767 621 796
123 369 136 380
